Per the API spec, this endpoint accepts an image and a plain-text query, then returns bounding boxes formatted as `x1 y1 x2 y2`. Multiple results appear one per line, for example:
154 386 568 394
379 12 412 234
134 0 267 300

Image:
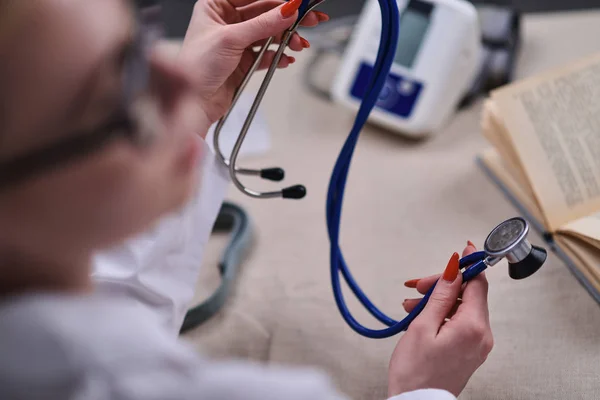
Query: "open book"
477 52 600 301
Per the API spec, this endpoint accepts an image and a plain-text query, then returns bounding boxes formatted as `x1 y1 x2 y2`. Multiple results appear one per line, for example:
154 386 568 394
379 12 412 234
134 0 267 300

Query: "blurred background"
160 0 600 37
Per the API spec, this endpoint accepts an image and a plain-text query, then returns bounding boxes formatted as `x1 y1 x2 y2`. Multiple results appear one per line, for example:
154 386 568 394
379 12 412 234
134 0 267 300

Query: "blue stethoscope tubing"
321 0 489 339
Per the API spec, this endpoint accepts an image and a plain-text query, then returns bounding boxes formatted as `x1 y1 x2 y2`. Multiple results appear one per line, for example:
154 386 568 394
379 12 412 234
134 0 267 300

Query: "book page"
482 101 522 177
554 235 600 292
492 53 600 231
480 148 545 225
481 101 540 209
559 212 600 246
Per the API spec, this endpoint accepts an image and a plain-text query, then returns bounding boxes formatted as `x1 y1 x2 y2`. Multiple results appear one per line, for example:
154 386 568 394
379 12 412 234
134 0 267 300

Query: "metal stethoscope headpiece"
483 217 547 280
213 0 327 200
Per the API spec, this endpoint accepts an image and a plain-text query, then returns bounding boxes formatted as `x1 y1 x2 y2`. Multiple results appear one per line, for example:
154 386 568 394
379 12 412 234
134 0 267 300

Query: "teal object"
180 202 253 333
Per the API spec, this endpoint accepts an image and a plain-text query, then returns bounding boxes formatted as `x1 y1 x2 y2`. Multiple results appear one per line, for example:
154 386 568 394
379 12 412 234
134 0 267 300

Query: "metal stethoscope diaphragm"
482 217 547 279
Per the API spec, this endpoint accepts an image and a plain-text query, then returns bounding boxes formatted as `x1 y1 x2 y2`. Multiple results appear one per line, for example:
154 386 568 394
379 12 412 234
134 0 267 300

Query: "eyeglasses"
0 3 162 191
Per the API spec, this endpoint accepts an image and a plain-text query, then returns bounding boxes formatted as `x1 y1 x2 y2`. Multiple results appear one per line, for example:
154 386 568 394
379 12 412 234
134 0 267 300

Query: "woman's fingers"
297 11 321 27
239 0 288 20
312 11 330 23
452 240 489 321
256 50 295 70
444 241 492 352
404 242 479 294
416 276 438 294
232 1 327 53
233 49 294 88
402 298 422 313
403 297 462 317
243 49 295 71
239 1 327 27
229 0 302 49
444 272 493 357
295 33 310 49
411 253 463 333
463 241 477 257
251 32 309 51
455 272 490 322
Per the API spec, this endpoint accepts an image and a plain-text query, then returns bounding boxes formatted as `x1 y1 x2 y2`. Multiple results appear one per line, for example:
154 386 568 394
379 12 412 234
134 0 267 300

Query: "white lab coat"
0 138 456 400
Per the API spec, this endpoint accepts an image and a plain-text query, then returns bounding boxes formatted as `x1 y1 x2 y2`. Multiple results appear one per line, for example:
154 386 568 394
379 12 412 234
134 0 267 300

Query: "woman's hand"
388 243 494 398
177 0 328 127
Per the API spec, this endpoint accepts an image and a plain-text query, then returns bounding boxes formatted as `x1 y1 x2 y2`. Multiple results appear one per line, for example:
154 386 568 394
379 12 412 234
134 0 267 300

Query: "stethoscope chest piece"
484 217 547 280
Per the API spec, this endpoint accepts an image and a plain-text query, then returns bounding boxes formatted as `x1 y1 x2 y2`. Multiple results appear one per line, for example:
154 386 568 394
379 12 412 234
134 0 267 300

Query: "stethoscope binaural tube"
212 0 326 200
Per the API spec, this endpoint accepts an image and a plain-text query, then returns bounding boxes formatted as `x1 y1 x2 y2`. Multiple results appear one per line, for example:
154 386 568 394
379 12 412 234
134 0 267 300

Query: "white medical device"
331 0 481 138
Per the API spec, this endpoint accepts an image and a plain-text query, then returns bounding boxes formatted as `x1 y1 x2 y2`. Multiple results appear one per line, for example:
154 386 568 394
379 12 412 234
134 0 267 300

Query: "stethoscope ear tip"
508 244 547 280
260 168 285 182
282 185 307 199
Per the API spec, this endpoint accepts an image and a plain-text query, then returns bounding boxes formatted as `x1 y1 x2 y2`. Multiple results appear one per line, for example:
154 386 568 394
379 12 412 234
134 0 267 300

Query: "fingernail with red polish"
314 11 330 21
467 240 476 248
404 279 420 288
281 0 302 18
442 253 460 282
288 56 296 64
300 37 310 48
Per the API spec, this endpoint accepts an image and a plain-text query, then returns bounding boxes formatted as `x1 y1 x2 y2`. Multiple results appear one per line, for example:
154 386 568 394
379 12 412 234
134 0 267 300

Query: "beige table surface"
182 10 600 400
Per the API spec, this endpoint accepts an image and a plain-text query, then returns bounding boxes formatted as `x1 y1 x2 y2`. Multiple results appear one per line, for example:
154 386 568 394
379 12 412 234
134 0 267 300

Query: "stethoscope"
213 1 549 338
212 0 327 200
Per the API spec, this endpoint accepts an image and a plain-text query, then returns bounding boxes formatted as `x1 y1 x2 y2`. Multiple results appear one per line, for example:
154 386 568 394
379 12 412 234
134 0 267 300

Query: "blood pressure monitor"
331 0 481 138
